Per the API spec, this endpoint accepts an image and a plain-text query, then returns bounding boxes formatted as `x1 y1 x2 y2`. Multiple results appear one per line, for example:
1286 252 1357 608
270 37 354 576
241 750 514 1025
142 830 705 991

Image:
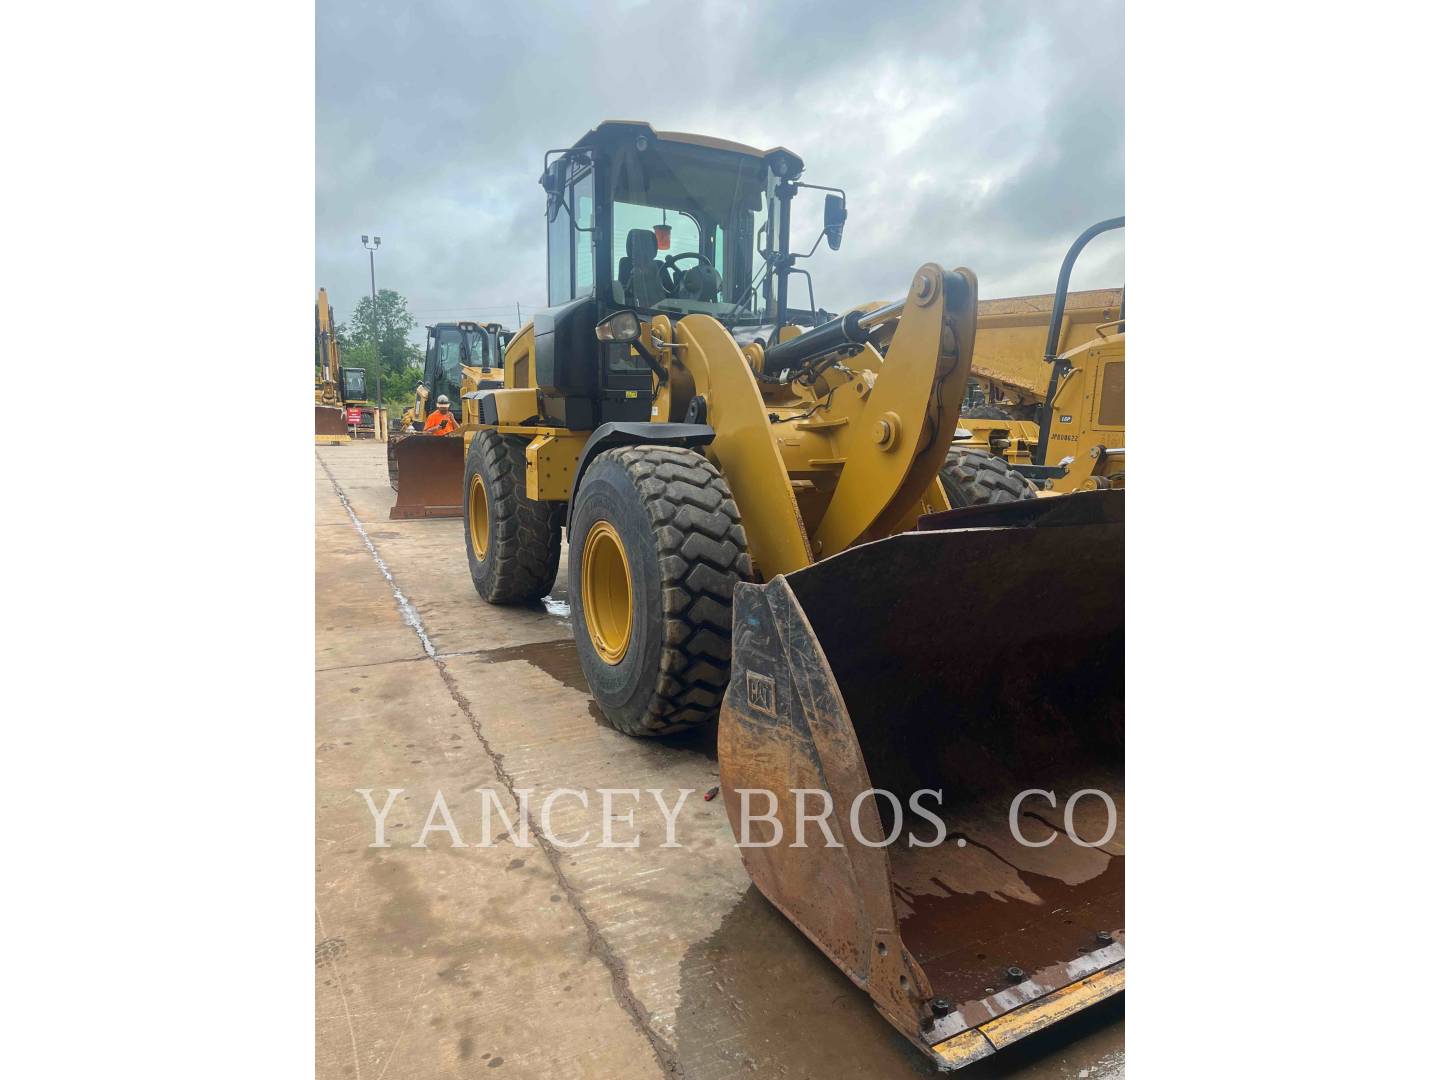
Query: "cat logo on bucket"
745 671 776 716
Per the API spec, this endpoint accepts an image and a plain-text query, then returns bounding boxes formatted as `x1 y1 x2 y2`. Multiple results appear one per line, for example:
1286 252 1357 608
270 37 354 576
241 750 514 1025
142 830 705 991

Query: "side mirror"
541 159 567 223
823 194 847 251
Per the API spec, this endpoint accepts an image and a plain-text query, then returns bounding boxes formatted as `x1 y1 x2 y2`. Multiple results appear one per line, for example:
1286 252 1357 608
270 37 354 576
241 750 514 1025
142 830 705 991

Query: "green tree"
339 288 422 374
336 337 425 417
382 362 426 419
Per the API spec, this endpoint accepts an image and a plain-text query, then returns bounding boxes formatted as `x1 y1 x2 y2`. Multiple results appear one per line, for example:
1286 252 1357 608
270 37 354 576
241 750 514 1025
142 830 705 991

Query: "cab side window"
547 199 571 305
546 165 596 305
573 169 595 295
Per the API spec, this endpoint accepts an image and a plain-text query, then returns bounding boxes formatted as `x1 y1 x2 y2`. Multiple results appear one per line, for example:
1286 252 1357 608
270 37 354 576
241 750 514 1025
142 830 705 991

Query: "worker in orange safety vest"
424 395 457 436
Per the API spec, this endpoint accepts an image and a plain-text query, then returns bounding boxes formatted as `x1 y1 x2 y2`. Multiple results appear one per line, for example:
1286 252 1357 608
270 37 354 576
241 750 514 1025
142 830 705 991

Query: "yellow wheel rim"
468 473 489 559
581 520 633 665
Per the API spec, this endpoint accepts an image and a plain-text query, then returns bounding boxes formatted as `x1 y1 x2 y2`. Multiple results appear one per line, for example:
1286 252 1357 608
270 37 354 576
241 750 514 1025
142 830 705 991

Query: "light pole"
361 235 382 429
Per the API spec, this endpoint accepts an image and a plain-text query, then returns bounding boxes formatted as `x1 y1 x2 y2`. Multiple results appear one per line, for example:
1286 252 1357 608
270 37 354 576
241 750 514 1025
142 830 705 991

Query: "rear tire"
961 404 1011 420
940 448 1038 507
569 445 751 736
464 431 563 603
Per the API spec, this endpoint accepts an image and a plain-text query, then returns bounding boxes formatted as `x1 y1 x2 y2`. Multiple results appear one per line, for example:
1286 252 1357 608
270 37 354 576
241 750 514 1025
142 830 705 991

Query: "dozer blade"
315 404 349 441
718 490 1123 1070
388 433 464 519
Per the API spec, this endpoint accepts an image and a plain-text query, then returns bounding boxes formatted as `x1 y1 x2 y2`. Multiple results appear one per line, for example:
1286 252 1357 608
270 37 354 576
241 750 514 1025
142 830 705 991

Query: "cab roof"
573 120 803 174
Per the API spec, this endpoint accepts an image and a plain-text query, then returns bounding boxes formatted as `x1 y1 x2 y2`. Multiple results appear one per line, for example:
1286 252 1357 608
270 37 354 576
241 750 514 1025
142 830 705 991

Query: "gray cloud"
317 0 1123 341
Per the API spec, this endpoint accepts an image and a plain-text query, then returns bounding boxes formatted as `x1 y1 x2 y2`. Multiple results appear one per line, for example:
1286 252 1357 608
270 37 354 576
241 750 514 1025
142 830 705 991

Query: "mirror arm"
794 180 847 199
795 229 827 260
631 338 668 384
552 192 596 232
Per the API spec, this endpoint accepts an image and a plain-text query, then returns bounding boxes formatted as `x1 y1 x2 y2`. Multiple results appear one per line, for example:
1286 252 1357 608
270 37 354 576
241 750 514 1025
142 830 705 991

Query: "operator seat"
619 228 667 308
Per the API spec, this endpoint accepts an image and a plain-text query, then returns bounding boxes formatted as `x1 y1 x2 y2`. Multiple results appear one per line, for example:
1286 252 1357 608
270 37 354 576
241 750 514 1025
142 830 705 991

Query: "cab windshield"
341 369 367 401
461 328 492 367
607 140 769 323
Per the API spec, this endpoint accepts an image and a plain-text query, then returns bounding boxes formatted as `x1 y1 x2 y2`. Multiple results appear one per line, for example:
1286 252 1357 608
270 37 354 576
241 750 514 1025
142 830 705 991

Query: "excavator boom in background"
315 287 387 443
315 288 349 442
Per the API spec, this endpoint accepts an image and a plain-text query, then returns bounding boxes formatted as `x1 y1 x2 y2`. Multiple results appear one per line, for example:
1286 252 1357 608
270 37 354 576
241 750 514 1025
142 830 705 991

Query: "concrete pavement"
315 442 1123 1079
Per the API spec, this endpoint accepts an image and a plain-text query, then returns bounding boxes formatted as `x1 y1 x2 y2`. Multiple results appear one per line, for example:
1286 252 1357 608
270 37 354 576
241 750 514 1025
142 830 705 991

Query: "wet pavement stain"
473 638 590 695
674 885 1123 1079
474 637 718 761
674 885 934 1079
368 857 445 957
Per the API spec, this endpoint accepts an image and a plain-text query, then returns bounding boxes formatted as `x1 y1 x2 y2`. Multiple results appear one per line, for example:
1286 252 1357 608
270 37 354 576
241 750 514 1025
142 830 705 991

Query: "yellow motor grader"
460 122 1122 1069
943 219 1125 506
387 320 510 519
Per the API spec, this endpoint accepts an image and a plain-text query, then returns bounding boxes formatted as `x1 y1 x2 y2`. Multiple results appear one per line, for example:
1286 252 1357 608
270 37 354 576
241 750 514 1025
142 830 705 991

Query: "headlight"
595 310 642 344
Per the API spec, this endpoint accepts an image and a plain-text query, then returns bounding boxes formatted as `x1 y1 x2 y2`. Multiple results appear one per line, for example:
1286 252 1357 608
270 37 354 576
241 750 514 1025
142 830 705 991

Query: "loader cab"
422 321 500 418
537 121 818 428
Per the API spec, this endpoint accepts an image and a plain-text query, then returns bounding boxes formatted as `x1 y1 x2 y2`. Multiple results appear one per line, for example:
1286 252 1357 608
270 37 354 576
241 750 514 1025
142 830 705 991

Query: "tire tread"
595 445 752 735
940 447 1039 506
468 431 563 603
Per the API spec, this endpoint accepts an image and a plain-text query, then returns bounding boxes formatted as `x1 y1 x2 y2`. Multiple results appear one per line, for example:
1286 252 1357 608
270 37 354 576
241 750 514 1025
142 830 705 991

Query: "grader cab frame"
956 218 1125 495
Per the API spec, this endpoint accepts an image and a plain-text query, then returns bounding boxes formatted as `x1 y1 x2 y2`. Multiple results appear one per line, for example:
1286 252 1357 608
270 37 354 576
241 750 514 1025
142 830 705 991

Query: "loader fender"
566 422 715 528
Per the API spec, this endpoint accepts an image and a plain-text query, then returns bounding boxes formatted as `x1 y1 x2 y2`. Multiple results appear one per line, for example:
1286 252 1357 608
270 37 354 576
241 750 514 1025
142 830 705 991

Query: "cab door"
432 326 464 409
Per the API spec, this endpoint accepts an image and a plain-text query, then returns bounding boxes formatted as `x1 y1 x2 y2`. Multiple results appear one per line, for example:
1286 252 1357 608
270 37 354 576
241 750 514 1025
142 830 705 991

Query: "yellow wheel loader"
460 122 1122 1068
387 320 510 519
943 219 1125 504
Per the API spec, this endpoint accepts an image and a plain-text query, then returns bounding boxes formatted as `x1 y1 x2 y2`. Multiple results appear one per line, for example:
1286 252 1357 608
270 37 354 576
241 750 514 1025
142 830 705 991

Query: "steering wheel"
661 251 712 294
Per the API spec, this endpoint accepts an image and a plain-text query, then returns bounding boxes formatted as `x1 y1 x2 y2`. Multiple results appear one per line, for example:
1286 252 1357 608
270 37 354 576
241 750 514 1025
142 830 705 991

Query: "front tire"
464 431 563 603
569 446 751 736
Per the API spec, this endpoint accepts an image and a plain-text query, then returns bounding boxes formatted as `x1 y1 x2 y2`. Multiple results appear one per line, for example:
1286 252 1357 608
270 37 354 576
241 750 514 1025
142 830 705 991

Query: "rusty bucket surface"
388 433 464 519
718 490 1123 1070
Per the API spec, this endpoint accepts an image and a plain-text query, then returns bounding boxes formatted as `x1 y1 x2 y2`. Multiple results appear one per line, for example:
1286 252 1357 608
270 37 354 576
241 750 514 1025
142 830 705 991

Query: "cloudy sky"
317 0 1123 343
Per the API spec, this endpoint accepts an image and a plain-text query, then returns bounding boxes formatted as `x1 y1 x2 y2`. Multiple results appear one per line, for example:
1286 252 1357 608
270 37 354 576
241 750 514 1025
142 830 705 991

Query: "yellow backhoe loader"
315 287 386 443
459 122 1122 1069
943 219 1125 505
387 320 510 519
